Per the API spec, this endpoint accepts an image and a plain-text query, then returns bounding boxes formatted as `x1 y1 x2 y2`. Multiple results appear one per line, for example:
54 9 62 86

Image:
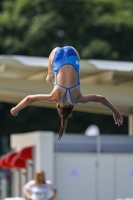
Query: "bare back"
48 46 82 104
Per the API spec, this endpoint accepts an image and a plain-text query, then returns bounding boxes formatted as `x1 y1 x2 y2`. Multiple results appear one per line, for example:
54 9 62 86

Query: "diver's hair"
34 170 46 185
57 104 74 140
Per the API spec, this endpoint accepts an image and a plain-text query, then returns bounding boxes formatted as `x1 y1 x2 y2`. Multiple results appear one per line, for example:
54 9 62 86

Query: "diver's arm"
79 94 123 126
10 94 54 116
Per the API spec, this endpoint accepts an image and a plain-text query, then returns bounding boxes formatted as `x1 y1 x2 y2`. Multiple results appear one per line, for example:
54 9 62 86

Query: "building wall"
54 153 133 200
10 131 133 200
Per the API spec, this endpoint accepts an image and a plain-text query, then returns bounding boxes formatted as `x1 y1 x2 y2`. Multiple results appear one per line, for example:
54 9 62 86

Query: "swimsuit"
52 46 80 105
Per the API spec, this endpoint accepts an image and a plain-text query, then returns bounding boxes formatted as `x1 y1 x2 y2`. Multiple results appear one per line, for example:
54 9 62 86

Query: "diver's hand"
10 107 19 116
113 112 123 126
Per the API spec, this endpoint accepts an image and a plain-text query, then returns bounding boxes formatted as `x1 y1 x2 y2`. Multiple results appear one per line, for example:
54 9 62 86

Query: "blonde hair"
34 170 46 185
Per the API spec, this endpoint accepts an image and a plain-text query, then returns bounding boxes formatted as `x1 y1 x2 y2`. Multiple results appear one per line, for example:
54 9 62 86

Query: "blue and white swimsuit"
52 46 80 105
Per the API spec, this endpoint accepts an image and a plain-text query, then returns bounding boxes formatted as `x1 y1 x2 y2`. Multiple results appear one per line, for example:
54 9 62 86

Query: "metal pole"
32 146 35 177
11 168 15 197
95 135 101 200
129 114 133 136
21 169 27 198
19 169 21 197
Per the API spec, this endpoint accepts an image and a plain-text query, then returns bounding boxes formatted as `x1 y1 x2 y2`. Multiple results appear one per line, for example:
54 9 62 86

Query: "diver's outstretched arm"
78 94 123 126
10 94 54 116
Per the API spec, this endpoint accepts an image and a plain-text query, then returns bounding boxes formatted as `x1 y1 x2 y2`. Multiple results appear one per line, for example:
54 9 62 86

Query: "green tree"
0 0 133 60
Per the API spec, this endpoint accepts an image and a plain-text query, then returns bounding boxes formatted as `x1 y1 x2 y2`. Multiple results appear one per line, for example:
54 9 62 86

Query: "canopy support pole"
129 114 133 136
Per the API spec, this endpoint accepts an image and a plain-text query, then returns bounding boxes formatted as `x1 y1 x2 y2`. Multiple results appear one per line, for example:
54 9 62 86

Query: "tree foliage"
0 0 133 60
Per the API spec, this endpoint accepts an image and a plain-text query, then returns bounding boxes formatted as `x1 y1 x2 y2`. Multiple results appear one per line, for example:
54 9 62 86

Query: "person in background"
23 170 57 200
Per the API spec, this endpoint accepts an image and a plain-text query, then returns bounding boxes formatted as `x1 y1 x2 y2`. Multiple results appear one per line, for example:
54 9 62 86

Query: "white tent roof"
1 55 133 71
89 59 133 71
0 55 133 116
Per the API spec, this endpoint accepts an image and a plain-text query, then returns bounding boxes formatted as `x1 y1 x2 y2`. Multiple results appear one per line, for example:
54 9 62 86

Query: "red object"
11 155 26 168
18 146 33 160
0 146 33 169
5 151 18 166
0 155 10 168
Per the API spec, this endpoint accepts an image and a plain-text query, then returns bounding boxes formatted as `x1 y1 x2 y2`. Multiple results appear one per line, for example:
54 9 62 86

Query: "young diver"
10 46 123 140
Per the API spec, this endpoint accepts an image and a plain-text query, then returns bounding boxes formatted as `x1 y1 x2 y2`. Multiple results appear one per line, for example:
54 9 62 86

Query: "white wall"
54 153 96 200
54 153 133 200
10 131 54 197
115 155 133 198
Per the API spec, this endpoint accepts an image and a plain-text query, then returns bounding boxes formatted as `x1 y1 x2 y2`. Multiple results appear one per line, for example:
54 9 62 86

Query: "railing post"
129 114 133 136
